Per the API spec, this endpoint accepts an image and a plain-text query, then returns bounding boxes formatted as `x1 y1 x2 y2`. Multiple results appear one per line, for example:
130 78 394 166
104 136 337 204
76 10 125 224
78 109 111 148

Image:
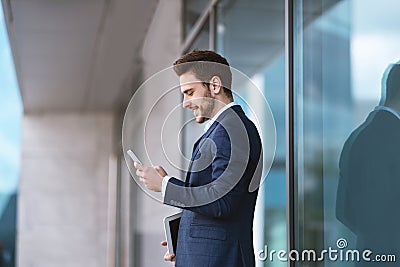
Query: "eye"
187 91 193 96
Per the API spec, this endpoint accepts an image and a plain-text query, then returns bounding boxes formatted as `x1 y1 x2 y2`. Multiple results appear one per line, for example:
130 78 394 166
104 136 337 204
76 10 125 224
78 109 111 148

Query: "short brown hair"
173 50 233 100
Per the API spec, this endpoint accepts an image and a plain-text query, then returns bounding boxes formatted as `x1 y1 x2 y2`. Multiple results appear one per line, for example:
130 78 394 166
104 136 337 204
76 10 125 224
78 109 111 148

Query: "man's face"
180 72 215 124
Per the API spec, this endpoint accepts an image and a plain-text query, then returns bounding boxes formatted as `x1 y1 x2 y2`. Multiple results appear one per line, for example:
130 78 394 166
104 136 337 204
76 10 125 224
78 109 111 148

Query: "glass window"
187 17 210 52
0 4 23 266
217 0 286 266
294 0 400 265
183 0 211 39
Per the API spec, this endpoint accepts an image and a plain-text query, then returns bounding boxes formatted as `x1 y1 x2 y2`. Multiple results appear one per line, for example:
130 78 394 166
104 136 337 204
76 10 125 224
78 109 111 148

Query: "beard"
195 90 215 123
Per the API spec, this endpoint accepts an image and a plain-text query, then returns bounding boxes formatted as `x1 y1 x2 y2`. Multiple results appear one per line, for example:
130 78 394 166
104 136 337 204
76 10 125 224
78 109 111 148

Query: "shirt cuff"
161 175 172 199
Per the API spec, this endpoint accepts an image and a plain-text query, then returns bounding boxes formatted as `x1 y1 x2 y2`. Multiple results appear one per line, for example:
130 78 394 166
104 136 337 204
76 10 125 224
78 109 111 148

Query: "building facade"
1 0 400 266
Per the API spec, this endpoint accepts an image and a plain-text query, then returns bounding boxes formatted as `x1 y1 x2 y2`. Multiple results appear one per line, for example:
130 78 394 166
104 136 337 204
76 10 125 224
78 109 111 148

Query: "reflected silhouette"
337 62 400 265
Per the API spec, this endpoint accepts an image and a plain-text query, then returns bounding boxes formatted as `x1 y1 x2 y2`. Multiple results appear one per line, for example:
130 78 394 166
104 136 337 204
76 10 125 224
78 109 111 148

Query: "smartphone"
127 149 143 165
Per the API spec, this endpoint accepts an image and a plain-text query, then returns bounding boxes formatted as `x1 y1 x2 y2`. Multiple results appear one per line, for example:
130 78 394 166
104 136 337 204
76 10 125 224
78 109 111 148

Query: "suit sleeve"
163 119 260 218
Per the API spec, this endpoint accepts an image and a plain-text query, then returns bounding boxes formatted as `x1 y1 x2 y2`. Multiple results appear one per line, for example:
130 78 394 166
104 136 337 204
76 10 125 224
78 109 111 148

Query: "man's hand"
161 240 176 265
154 165 167 177
134 162 166 192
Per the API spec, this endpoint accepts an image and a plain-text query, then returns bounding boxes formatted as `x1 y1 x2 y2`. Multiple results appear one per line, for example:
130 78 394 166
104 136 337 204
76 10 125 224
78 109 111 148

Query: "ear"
209 76 222 95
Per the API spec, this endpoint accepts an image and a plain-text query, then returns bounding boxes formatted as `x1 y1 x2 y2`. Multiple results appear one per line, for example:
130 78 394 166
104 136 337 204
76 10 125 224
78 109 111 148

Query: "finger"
164 252 170 261
136 169 144 177
134 162 143 170
154 166 167 176
164 253 176 261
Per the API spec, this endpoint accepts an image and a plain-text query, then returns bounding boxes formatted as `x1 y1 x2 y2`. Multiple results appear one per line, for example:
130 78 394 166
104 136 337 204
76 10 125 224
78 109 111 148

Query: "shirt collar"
374 105 400 120
203 102 238 133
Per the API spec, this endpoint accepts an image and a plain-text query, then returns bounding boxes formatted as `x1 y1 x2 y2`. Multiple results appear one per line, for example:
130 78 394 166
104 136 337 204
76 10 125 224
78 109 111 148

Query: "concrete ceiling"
2 0 159 112
2 0 342 113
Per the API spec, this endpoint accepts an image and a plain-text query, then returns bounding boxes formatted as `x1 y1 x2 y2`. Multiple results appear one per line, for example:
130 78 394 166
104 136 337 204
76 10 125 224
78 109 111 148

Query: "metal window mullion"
181 0 219 53
285 0 295 266
209 4 217 51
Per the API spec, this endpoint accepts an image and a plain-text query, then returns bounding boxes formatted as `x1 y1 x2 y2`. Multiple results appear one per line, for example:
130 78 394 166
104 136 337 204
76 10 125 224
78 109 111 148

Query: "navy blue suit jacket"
164 105 262 267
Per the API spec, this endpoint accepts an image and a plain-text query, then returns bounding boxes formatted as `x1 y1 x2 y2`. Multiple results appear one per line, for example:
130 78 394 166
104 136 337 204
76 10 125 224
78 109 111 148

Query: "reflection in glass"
0 4 22 266
337 63 400 266
294 0 400 266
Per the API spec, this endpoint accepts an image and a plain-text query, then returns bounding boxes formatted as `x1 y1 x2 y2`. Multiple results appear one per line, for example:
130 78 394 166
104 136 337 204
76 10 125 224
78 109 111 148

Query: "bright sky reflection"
0 4 22 214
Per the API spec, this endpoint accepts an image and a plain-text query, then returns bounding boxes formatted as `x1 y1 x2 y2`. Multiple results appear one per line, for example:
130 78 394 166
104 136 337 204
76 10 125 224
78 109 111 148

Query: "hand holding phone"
127 149 142 165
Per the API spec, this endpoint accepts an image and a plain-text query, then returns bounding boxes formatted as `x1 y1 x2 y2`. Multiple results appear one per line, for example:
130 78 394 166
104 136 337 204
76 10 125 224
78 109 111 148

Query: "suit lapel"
192 121 218 159
185 105 244 183
184 120 219 182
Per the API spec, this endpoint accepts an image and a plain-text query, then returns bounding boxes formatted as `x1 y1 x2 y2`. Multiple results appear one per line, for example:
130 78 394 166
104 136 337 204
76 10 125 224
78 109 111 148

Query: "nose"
182 96 190 108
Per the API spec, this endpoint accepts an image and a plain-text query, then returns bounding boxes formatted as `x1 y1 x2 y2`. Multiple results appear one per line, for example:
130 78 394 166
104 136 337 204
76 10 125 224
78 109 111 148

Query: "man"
135 50 262 267
336 62 400 265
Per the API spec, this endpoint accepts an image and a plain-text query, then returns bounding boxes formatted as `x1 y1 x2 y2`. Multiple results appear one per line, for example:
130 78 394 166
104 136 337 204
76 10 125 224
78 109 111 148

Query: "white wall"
18 113 114 267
